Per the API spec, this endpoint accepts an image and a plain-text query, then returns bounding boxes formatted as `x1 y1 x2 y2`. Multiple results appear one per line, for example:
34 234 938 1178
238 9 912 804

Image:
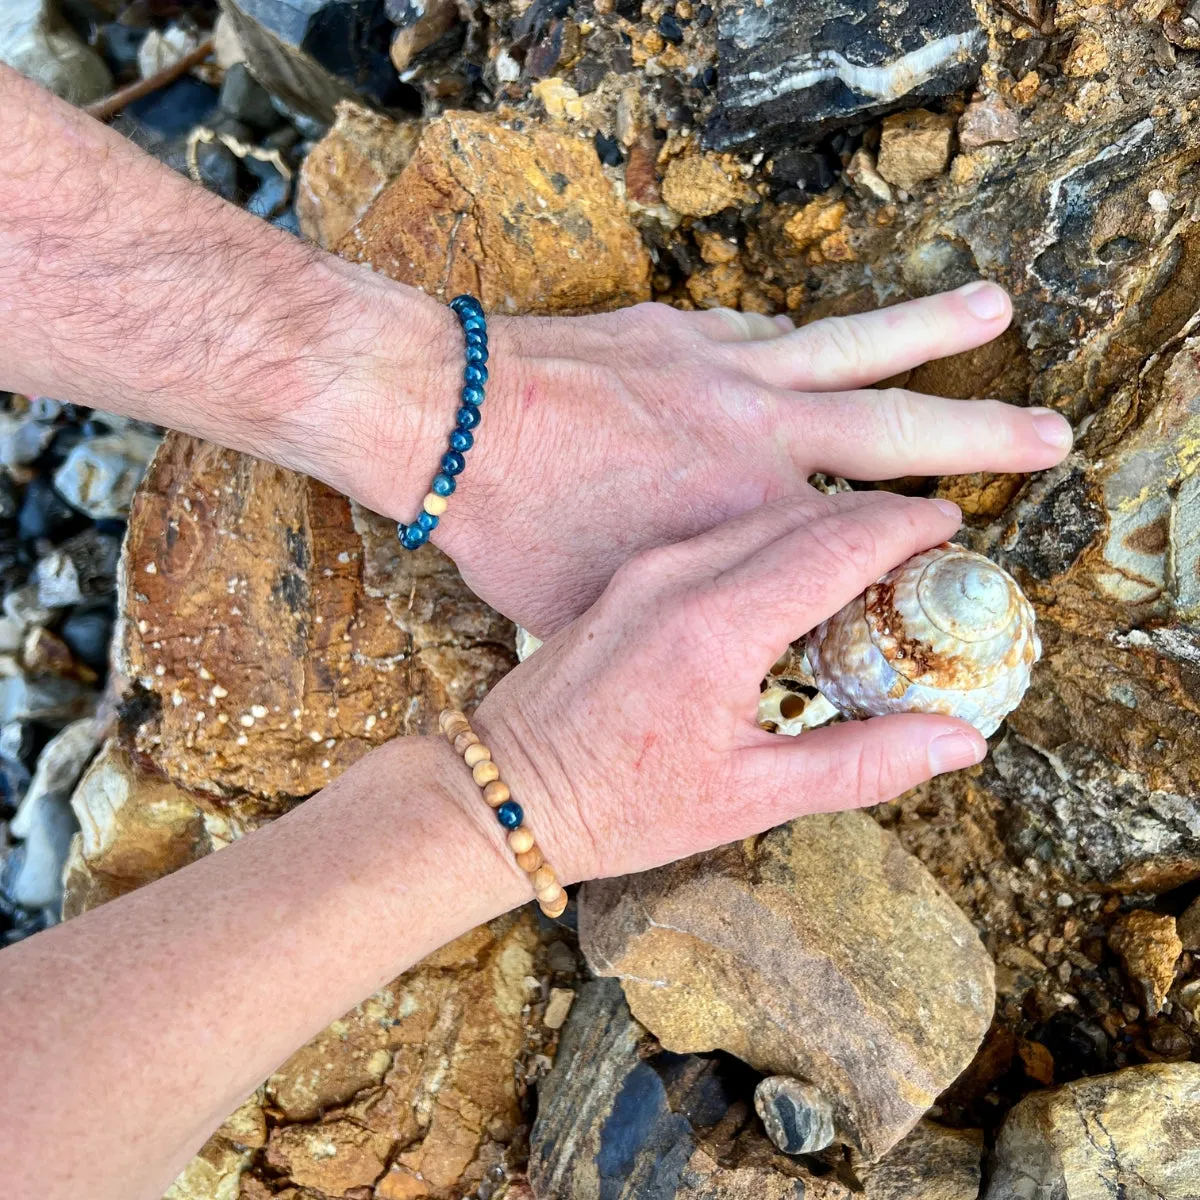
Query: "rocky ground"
6 0 1200 1196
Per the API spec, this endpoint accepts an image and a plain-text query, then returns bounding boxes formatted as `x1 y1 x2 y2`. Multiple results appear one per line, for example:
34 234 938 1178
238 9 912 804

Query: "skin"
0 66 1073 1198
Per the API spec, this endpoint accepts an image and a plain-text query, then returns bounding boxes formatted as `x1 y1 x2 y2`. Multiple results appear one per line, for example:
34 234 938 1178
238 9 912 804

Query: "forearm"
0 67 454 518
0 734 529 1200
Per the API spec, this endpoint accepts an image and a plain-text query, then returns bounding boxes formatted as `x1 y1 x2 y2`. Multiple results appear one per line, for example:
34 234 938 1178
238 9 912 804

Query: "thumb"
731 714 987 826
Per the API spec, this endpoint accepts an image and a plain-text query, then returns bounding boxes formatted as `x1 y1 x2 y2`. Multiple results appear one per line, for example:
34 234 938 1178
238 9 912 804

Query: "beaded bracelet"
439 709 569 919
397 295 489 551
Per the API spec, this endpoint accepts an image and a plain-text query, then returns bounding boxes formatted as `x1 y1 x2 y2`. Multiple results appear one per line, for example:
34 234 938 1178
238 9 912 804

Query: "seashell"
806 543 1040 737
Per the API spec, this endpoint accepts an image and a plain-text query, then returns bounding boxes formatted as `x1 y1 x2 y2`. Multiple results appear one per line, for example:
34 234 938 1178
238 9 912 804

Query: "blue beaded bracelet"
397 294 489 551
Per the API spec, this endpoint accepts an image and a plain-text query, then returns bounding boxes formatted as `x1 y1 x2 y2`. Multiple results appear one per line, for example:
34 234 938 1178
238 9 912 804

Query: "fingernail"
928 730 987 776
962 282 1008 321
931 498 962 520
1030 407 1073 451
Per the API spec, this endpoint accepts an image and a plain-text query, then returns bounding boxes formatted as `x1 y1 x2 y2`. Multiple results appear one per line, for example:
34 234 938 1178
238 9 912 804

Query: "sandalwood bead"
516 846 545 873
439 710 467 735
453 730 480 755
531 864 558 893
536 880 564 904
472 760 500 786
423 492 449 517
442 720 470 744
463 743 492 768
507 827 535 854
540 890 569 919
484 780 511 808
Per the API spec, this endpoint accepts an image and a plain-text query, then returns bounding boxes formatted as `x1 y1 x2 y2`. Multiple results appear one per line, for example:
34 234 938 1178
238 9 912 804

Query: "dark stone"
58 529 122 599
526 19 566 78
0 476 19 523
1001 467 1104 582
194 141 241 203
219 62 283 133
1034 1013 1111 1082
514 0 573 46
1006 37 1047 78
614 0 641 18
658 11 684 43
247 171 292 219
573 53 608 93
127 77 220 138
99 22 148 74
765 146 839 197
18 479 85 544
272 207 303 235
60 606 114 672
704 0 987 153
594 131 624 167
696 3 713 23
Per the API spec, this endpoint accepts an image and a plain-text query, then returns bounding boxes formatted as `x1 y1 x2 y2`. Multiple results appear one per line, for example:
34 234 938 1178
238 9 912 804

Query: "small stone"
783 194 847 251
857 1121 983 1200
594 131 623 167
958 96 1021 151
34 550 82 609
1063 29 1109 78
986 1064 1200 1199
877 109 956 192
0 0 113 106
846 147 894 203
1109 909 1182 1016
54 429 161 520
1177 896 1200 949
137 23 202 79
543 986 575 1030
59 607 113 672
754 1076 836 1155
218 62 280 133
661 153 751 217
0 412 55 469
388 0 459 72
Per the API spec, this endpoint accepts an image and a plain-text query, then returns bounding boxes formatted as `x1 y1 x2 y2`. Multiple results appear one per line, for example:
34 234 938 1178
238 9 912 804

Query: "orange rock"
877 109 956 192
1064 29 1109 78
265 1119 391 1194
1109 910 1182 1016
337 112 650 314
783 195 846 252
661 153 752 218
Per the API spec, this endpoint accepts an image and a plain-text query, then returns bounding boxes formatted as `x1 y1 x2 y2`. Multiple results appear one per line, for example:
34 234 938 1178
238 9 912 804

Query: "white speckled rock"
807 544 1040 737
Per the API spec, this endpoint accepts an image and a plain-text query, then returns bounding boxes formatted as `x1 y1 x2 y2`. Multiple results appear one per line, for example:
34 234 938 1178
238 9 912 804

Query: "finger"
694 307 794 343
709 493 961 667
748 282 1012 391
796 391 1073 479
729 714 987 827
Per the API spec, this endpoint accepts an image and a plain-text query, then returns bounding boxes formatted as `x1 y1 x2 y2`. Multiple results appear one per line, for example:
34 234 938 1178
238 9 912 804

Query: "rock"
18 476 81 543
4 718 98 911
1178 896 1200 950
845 148 893 203
338 112 651 314
23 626 92 683
295 101 421 248
4 583 53 631
218 62 281 133
1108 909 1181 1016
753 1077 836 1156
0 412 55 469
120 436 514 799
36 529 120 608
54 429 161 520
265 1120 391 1193
0 673 94 726
126 77 219 139
217 0 402 123
245 167 290 219
33 551 80 608
543 986 575 1030
957 97 1020 151
137 23 203 79
856 1121 983 1200
162 1137 252 1200
704 0 985 152
59 607 113 672
530 979 847 1200
877 109 956 192
661 153 752 217
0 0 113 106
1063 29 1109 78
387 0 460 71
986 1064 1200 1199
580 811 995 1160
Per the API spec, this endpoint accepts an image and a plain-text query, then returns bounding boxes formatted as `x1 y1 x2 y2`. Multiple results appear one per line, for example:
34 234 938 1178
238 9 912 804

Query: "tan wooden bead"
442 720 470 744
453 730 480 755
531 864 558 893
507 827 535 854
484 780 511 808
439 709 467 735
423 492 448 517
516 846 545 873
535 879 564 904
540 889 569 919
472 760 500 786
463 742 492 769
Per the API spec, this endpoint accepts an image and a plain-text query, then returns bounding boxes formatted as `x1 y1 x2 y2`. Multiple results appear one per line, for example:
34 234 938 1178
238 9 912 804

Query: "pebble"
54 429 161 520
219 62 282 133
0 0 113 105
754 1076 837 1155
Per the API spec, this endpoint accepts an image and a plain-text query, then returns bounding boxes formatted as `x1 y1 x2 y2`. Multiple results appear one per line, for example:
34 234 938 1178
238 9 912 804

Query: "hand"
467 488 985 884
384 283 1071 637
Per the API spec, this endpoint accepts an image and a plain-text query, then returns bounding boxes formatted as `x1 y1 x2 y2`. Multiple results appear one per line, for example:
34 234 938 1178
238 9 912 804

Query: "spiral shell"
806 544 1040 737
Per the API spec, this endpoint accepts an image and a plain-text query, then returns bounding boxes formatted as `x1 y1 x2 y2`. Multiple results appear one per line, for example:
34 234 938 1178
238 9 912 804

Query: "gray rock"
986 1064 1200 1199
5 718 100 911
704 0 986 153
219 62 281 132
0 0 112 105
54 429 161 520
0 411 55 469
857 1122 983 1200
0 674 94 726
34 550 82 609
4 583 54 631
754 1077 836 1156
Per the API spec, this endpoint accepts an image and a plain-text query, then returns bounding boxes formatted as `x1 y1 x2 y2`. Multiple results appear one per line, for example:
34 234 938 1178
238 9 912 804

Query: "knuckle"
801 315 872 371
806 511 881 582
607 542 685 598
850 737 896 805
877 388 922 453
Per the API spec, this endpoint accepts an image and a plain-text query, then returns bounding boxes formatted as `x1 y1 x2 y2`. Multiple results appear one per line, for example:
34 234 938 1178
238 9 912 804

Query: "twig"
84 38 216 122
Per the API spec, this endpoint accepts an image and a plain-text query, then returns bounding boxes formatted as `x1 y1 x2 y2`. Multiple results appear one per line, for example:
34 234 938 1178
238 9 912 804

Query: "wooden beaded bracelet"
438 709 569 919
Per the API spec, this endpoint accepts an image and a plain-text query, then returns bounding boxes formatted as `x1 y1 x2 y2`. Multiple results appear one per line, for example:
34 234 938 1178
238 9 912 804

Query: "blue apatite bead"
416 511 439 533
465 344 488 366
464 364 488 387
400 524 427 550
456 405 481 430
465 329 488 348
496 800 524 830
462 385 485 407
432 472 456 497
462 315 486 335
449 429 474 453
450 294 481 317
442 451 466 476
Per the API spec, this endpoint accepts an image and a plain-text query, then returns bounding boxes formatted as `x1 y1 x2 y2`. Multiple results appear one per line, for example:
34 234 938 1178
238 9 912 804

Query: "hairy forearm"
0 67 455 516
0 735 528 1200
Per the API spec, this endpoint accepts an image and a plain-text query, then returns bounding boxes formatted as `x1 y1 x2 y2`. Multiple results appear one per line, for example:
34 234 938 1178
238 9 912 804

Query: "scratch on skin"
633 731 657 772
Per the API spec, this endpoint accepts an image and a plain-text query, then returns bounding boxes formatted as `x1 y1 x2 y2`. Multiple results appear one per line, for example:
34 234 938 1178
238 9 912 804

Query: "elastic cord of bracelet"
397 295 488 551
439 710 569 920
